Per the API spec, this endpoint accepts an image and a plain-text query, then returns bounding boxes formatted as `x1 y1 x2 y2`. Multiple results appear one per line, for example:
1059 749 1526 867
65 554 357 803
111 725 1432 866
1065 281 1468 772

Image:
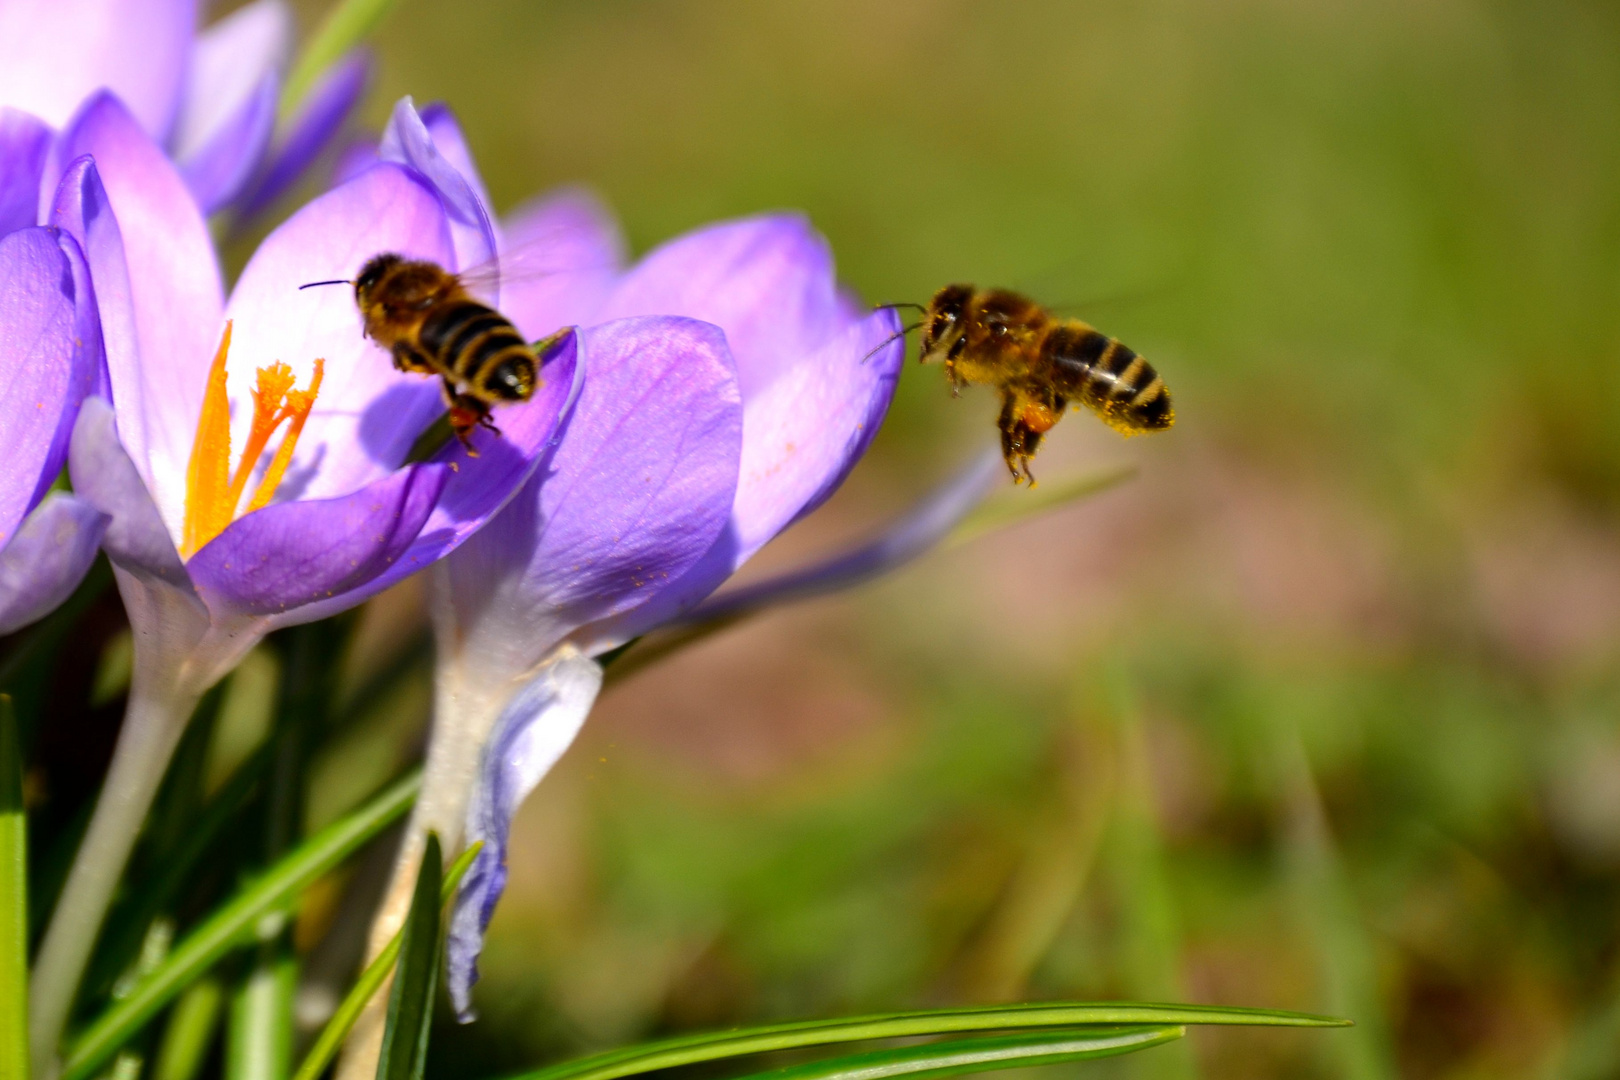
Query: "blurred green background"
121 1 1620 1078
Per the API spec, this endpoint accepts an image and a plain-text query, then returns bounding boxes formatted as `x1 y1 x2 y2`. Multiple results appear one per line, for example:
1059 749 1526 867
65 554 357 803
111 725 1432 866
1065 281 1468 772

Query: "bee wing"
454 228 620 304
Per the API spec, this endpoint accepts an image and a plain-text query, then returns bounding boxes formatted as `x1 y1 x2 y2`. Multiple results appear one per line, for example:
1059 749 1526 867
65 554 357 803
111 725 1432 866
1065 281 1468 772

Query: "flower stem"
334 641 508 1080
29 675 202 1080
2 695 28 1080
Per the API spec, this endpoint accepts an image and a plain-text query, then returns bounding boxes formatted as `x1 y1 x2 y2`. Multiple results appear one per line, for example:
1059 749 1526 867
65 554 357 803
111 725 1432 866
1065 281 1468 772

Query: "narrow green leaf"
1 695 27 1080
62 771 421 1080
505 1003 1349 1080
225 953 296 1080
280 0 401 113
741 1027 1183 1080
153 980 223 1080
291 843 479 1080
946 463 1135 549
375 834 441 1080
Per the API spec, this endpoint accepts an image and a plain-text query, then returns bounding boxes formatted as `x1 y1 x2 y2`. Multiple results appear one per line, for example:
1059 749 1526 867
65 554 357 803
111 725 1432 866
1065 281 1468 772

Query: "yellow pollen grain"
246 358 324 513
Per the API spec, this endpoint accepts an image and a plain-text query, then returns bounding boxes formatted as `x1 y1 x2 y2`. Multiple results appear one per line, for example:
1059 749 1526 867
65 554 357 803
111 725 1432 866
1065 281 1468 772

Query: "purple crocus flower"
324 104 908 1027
0 0 367 218
25 91 609 1072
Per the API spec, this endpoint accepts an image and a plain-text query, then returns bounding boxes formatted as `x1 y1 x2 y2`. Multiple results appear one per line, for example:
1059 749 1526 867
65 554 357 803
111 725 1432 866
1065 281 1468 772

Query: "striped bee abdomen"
417 298 535 400
1042 324 1173 434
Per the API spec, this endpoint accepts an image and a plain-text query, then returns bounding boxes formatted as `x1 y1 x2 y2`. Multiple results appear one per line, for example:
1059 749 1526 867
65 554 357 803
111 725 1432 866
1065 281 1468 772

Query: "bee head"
354 253 403 307
920 284 973 362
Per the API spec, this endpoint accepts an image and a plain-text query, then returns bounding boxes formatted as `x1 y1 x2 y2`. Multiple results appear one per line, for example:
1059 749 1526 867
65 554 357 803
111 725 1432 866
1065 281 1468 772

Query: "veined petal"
0 0 197 139
223 162 454 503
446 317 741 681
235 51 370 220
178 72 278 214
282 329 583 626
0 107 51 235
172 0 290 164
378 97 497 277
0 227 97 540
587 307 903 649
447 649 603 1019
418 103 493 232
499 186 625 341
60 92 225 534
0 494 107 635
185 463 448 616
594 214 843 401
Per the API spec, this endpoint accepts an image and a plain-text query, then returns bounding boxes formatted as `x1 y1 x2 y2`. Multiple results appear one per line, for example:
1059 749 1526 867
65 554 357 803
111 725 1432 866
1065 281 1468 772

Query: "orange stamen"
179 323 325 559
246 358 324 514
181 323 235 558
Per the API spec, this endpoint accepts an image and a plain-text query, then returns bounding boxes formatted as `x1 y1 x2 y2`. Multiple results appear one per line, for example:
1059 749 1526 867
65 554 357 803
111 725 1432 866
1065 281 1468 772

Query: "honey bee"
890 285 1174 483
303 253 567 449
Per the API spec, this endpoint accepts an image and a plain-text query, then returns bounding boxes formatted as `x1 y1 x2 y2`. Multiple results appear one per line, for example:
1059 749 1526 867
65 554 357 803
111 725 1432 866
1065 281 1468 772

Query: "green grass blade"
740 1027 1184 1080
291 843 480 1080
503 1002 1349 1080
375 834 441 1080
1 696 27 1080
62 770 421 1080
153 980 223 1080
281 0 401 113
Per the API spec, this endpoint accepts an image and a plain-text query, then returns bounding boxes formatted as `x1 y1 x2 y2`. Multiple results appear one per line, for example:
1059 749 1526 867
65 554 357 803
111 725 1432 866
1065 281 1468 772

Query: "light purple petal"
417 103 493 230
446 317 741 679
68 398 194 596
0 108 51 234
330 133 379 189
0 493 107 635
223 162 453 504
448 650 602 1020
281 329 583 626
178 73 278 214
586 307 902 649
499 186 624 341
682 447 1002 626
0 227 96 539
378 97 496 277
172 0 289 202
236 51 371 220
186 464 448 616
594 214 843 401
0 0 197 138
49 157 154 495
60 92 225 533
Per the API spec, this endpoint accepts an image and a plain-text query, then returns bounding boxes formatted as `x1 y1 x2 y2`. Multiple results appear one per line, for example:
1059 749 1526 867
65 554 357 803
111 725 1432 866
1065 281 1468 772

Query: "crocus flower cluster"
317 102 912 1037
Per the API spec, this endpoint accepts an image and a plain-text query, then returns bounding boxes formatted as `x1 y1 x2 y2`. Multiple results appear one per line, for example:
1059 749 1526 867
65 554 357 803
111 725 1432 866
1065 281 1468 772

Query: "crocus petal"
0 0 197 138
447 649 603 1019
0 494 107 635
378 97 497 277
330 133 379 189
588 307 903 649
595 214 842 400
178 73 278 214
186 464 448 616
445 317 741 680
223 162 453 507
0 108 51 235
417 103 493 228
499 186 625 341
284 330 583 626
172 0 289 212
60 92 225 529
69 397 199 600
236 51 371 220
684 447 1003 625
0 227 99 539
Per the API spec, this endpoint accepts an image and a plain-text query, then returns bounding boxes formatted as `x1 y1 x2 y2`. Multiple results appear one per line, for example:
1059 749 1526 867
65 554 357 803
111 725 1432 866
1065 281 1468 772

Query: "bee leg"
392 341 435 374
996 391 1024 483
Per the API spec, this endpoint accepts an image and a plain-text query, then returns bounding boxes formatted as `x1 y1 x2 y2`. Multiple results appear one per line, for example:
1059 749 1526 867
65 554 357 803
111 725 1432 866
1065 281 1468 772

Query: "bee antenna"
874 301 928 314
861 321 924 364
298 279 352 290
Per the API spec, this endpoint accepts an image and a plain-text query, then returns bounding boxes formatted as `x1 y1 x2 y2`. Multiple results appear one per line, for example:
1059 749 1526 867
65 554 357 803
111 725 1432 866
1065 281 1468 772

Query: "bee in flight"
302 253 567 449
884 285 1174 484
